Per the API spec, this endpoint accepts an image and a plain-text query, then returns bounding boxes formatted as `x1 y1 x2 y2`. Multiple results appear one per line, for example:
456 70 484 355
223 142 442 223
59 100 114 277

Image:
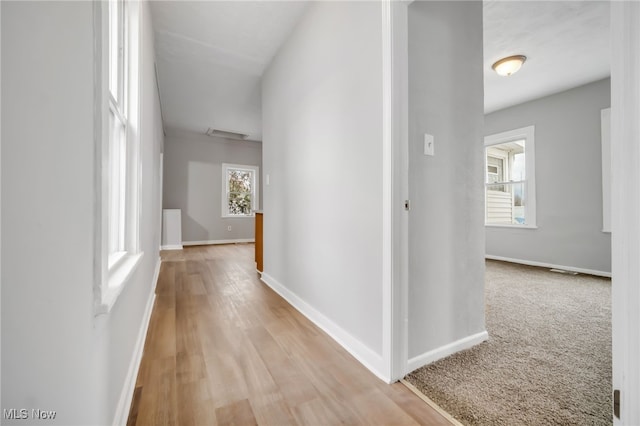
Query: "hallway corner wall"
406 1 487 365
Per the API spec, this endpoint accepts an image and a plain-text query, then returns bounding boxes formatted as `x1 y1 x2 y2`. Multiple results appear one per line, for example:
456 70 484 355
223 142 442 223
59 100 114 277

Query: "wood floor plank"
134 357 177 426
291 397 345 425
175 294 208 355
203 352 251 409
238 339 280 397
129 244 454 425
176 352 207 384
142 307 176 362
176 379 217 426
245 326 318 407
384 383 455 425
350 387 420 425
126 386 142 426
247 391 297 426
183 272 208 295
215 399 258 426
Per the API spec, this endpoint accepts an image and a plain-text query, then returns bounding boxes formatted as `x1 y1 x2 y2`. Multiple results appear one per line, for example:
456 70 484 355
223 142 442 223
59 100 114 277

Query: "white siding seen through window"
485 126 537 228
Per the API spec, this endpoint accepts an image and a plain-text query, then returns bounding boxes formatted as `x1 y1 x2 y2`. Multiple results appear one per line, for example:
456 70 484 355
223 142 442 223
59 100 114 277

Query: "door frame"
382 0 410 382
611 2 640 424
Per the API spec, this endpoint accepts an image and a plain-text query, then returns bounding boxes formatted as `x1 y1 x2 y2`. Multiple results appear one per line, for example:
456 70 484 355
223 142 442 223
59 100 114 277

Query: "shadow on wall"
183 214 209 243
185 159 219 241
163 153 219 242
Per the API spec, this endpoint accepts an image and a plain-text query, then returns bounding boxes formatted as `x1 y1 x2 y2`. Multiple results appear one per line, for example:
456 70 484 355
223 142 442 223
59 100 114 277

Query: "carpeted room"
405 260 611 426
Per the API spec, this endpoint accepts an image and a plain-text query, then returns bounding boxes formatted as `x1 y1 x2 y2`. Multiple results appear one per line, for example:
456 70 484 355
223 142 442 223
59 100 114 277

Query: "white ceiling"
150 1 611 139
484 0 610 113
150 1 308 140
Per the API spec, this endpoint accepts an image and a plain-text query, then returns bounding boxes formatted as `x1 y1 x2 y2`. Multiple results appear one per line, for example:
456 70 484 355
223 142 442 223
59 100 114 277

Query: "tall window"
222 164 259 217
485 126 536 227
97 0 141 313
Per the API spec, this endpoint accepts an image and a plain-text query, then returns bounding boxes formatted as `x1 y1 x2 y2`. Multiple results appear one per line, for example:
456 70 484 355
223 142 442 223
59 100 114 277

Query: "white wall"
485 78 611 274
406 1 487 362
162 129 262 244
0 3 3 405
1 2 164 424
262 1 386 374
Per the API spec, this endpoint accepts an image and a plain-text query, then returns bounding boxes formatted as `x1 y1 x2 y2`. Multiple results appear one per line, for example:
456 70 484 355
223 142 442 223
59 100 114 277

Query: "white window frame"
95 0 143 314
484 125 537 228
107 0 127 268
221 163 259 218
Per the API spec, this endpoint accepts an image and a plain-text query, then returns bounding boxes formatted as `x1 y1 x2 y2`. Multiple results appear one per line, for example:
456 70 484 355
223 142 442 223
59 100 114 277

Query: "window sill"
108 251 127 270
485 224 538 229
95 252 144 315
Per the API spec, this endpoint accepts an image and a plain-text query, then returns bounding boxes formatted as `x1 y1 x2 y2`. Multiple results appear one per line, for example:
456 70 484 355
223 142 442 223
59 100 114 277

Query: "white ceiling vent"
205 128 249 140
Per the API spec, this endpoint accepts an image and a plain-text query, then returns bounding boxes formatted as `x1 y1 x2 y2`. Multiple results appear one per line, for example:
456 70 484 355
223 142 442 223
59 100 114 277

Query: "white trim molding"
485 254 611 278
160 244 183 251
112 257 160 426
381 0 394 385
611 2 640 424
95 252 144 315
382 0 411 383
182 239 254 246
485 224 538 230
407 331 488 373
260 272 389 383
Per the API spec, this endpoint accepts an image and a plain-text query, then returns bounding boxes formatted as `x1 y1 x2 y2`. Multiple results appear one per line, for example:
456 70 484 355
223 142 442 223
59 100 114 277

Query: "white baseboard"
407 330 488 373
112 257 160 426
485 254 612 278
160 244 183 250
260 272 388 382
182 238 254 246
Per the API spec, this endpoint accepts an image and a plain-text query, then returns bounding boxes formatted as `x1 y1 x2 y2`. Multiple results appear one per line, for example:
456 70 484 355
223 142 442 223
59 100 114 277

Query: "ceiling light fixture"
206 128 249 140
492 55 527 77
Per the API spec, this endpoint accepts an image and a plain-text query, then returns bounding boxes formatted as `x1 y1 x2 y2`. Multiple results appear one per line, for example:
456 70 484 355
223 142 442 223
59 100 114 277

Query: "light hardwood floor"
128 244 452 425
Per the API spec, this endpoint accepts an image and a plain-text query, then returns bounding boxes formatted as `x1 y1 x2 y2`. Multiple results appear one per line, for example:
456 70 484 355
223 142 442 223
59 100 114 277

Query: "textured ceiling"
150 1 611 139
484 1 610 113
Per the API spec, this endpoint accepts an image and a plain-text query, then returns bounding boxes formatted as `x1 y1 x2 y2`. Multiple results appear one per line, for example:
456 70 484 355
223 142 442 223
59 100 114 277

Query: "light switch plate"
424 134 435 156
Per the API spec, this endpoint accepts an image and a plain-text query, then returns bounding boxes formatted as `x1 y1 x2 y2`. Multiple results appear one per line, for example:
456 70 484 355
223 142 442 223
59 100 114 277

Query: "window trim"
484 125 537 228
221 163 260 218
95 0 143 315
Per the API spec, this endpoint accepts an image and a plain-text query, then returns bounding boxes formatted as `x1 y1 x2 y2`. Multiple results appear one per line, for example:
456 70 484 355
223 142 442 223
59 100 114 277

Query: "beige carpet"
405 260 612 426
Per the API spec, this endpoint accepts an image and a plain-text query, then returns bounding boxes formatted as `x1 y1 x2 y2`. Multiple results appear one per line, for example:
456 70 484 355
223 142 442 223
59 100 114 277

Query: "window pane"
486 139 525 183
486 182 525 225
222 165 258 217
228 192 252 215
512 151 525 180
487 156 504 183
108 0 120 100
226 169 254 216
229 170 253 193
108 109 126 253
